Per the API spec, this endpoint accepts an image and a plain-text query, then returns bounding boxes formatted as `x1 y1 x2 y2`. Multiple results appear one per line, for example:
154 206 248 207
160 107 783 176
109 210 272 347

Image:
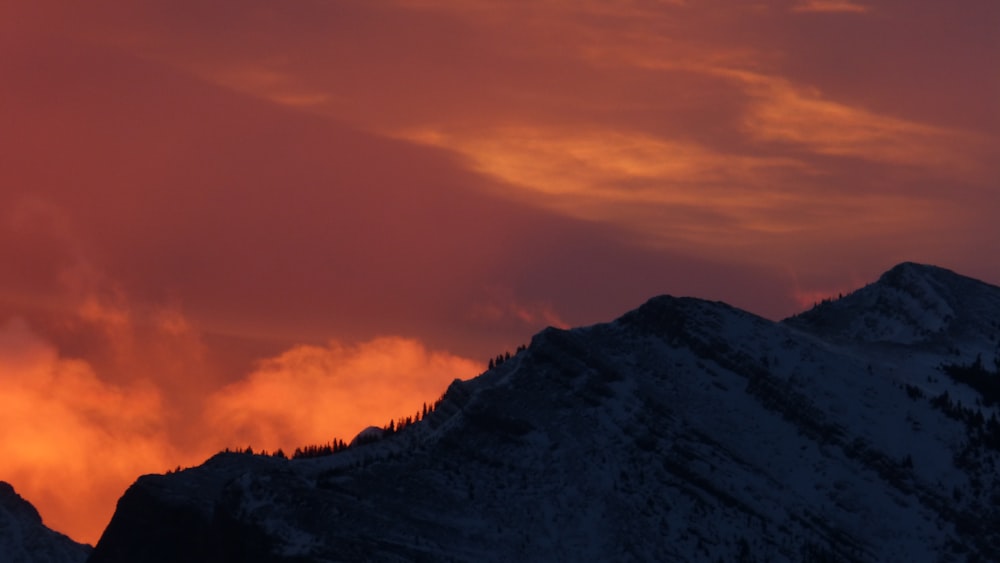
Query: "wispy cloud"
468 286 569 330
791 1 870 13
398 121 957 257
729 71 990 176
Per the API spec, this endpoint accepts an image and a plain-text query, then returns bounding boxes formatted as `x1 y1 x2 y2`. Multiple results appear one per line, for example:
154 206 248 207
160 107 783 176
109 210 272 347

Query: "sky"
1 0 998 544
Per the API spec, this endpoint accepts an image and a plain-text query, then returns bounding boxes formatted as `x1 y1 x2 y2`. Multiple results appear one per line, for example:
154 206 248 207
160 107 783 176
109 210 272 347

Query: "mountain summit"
0 482 91 563
787 262 1000 350
88 263 1000 562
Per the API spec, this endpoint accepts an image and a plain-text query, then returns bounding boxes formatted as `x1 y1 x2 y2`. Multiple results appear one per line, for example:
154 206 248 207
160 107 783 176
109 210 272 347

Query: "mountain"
88 262 1000 562
787 262 1000 350
0 482 91 563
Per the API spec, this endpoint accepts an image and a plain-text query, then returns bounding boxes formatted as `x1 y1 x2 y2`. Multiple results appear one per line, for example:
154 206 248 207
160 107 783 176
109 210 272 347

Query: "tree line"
213 394 448 464
187 340 531 474
487 344 527 370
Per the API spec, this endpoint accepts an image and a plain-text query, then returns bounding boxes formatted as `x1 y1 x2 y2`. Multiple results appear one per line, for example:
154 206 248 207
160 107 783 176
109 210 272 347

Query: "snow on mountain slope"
88 264 1000 562
0 482 91 563
787 261 1000 418
787 262 1000 353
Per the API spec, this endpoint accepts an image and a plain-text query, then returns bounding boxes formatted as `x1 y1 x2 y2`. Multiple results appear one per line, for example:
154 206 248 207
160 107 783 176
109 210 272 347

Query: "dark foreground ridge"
89 262 1000 562
0 481 92 563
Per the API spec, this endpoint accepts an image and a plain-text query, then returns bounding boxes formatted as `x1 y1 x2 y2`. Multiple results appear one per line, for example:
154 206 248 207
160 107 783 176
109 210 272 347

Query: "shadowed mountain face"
786 262 1000 349
0 482 91 563
89 263 1000 562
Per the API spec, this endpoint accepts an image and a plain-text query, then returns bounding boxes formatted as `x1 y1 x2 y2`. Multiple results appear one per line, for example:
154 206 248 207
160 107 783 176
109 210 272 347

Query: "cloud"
791 1 870 13
205 338 480 452
401 125 801 199
398 121 964 264
398 124 808 243
10 0 990 278
786 267 868 310
0 303 482 545
0 318 172 545
468 286 569 330
732 71 990 176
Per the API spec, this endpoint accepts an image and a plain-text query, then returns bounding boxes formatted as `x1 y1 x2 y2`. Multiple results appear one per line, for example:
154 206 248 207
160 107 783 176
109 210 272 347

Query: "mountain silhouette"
0 481 91 563
88 263 1000 562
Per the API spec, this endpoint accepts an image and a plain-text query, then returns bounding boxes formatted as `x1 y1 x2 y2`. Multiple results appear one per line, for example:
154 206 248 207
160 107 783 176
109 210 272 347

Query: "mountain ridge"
787 262 1000 351
87 262 1000 561
0 481 92 563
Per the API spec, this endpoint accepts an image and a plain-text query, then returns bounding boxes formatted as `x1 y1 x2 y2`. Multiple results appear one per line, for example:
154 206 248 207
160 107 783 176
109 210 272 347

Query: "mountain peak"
786 262 1000 351
0 481 42 526
617 294 767 339
878 261 964 289
0 481 92 562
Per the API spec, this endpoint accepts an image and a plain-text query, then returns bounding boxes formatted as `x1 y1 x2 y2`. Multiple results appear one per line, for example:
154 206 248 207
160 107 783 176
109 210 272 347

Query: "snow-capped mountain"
0 482 91 563
88 263 1000 562
788 262 1000 350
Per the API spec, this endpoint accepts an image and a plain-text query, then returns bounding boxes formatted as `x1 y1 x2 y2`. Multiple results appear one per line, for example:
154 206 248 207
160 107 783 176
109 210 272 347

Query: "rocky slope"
88 262 1000 562
0 482 91 563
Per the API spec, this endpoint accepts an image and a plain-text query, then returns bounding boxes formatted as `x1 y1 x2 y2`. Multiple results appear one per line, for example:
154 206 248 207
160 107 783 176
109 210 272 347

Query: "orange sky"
1 0 998 544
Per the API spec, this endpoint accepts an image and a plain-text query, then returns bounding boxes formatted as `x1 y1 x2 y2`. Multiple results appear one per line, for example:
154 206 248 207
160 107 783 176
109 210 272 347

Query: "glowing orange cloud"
206 338 480 452
0 310 481 545
731 71 991 177
0 319 172 544
0 229 483 545
398 123 965 264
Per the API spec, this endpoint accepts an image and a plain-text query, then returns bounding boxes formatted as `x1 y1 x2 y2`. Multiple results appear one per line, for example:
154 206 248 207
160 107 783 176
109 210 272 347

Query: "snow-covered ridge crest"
87 263 1000 562
787 261 1000 352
